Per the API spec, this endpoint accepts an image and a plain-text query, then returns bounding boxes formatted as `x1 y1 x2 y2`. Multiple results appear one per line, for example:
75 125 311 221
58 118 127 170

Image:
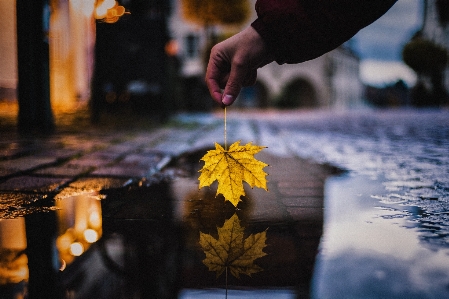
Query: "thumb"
221 61 247 106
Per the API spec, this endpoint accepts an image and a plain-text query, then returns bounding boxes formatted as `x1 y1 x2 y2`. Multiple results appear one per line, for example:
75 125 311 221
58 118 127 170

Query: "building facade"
0 0 95 110
0 0 18 100
168 0 363 109
421 0 449 92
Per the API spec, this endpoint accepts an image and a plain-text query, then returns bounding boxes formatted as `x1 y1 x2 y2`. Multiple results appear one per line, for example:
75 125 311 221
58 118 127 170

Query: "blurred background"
0 2 448 298
0 0 448 132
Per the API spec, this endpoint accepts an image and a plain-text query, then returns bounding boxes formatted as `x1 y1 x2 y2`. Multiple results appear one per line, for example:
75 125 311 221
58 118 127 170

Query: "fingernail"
222 94 234 106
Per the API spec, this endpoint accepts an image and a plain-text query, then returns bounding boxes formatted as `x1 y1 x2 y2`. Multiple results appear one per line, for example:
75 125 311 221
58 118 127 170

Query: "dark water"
2 109 448 298
312 174 449 299
0 151 316 299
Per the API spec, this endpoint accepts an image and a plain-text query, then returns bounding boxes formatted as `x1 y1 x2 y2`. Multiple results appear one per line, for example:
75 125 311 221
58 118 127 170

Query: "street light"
94 0 128 23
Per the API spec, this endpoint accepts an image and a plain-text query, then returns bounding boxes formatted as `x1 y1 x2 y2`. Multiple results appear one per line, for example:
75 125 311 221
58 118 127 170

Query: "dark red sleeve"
251 0 397 64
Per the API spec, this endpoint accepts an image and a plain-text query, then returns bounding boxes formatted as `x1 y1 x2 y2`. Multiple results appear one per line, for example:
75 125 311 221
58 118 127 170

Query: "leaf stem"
225 266 228 299
224 107 227 150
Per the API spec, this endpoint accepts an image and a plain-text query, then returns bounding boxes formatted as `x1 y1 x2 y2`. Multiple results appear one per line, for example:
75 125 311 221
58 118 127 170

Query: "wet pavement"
0 108 448 298
0 109 338 298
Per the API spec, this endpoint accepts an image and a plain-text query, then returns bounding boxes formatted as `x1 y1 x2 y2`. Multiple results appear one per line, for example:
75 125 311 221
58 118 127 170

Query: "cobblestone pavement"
4 108 447 298
0 109 340 297
0 110 337 223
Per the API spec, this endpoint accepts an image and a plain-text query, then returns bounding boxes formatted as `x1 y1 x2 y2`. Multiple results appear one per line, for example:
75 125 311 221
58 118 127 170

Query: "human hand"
205 26 274 106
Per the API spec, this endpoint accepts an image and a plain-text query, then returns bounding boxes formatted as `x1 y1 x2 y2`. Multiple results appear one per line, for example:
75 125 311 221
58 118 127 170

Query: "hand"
205 26 274 106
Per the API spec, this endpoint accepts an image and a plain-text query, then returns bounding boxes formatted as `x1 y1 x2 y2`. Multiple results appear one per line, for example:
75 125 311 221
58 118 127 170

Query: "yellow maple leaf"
198 141 268 206
199 213 268 279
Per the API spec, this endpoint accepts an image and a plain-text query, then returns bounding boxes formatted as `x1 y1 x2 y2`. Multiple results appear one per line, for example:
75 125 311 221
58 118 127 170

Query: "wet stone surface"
0 139 335 298
1 108 447 298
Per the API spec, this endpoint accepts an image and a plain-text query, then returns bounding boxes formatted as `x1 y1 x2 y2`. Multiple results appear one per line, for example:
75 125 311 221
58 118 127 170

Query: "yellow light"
60 259 67 271
103 0 116 10
95 5 108 18
84 229 99 243
89 210 102 229
95 0 117 19
70 242 84 256
57 231 74 251
70 0 96 17
115 5 125 16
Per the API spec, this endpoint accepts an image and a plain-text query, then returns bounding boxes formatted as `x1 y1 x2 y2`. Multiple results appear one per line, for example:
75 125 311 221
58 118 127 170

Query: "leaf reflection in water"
199 213 268 281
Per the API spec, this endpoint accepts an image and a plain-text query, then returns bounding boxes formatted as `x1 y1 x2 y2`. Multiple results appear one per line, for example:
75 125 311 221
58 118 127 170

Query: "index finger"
205 62 226 105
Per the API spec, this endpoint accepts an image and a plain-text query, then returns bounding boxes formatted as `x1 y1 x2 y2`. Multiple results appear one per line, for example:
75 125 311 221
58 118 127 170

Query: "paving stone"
0 156 57 172
65 177 128 191
33 164 93 177
0 167 18 177
0 192 46 218
0 176 71 192
0 114 339 231
55 177 128 200
65 153 114 168
281 197 323 208
278 187 324 197
34 148 81 160
120 153 163 166
91 165 151 177
100 143 139 155
286 207 324 222
277 180 326 188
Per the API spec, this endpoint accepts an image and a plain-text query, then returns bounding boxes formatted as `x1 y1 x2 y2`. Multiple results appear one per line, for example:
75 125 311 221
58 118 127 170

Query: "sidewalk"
0 110 339 219
0 109 340 297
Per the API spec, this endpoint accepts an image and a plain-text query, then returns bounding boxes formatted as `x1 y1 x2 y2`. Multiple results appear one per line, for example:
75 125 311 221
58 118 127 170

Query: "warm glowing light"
70 0 96 17
94 0 128 23
95 5 108 18
89 210 102 229
95 0 118 19
84 229 99 243
115 5 125 16
104 0 116 9
165 40 179 56
57 232 74 251
60 259 67 271
70 242 84 256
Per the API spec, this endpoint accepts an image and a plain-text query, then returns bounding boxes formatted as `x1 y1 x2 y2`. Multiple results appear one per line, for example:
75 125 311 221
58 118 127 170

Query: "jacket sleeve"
251 0 397 64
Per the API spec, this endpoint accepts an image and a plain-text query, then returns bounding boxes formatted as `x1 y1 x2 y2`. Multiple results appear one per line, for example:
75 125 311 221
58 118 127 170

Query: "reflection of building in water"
168 0 362 109
0 1 17 101
421 0 449 92
0 218 28 298
0 218 28 282
56 194 103 266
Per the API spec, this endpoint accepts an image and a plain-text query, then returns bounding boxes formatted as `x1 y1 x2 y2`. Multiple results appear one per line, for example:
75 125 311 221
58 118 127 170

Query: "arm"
205 0 398 106
205 26 275 106
251 0 398 64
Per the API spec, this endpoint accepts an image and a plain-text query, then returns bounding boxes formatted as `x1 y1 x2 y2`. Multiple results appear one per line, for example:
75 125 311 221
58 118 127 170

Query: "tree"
16 0 55 134
402 36 449 106
181 0 251 28
180 0 251 110
181 0 251 49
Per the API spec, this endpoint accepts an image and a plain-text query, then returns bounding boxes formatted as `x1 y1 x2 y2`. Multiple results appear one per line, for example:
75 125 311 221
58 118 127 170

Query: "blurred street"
0 106 338 298
1 0 448 298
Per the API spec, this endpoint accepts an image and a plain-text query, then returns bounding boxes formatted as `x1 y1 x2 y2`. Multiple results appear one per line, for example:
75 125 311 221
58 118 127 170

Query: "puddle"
0 149 326 298
312 174 449 299
2 146 448 298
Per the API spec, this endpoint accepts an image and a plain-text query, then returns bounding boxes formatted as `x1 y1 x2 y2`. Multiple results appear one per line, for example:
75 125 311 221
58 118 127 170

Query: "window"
185 34 199 58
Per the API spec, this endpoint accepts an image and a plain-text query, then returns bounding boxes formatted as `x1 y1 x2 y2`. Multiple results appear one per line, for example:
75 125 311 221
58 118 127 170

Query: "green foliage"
402 38 448 74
